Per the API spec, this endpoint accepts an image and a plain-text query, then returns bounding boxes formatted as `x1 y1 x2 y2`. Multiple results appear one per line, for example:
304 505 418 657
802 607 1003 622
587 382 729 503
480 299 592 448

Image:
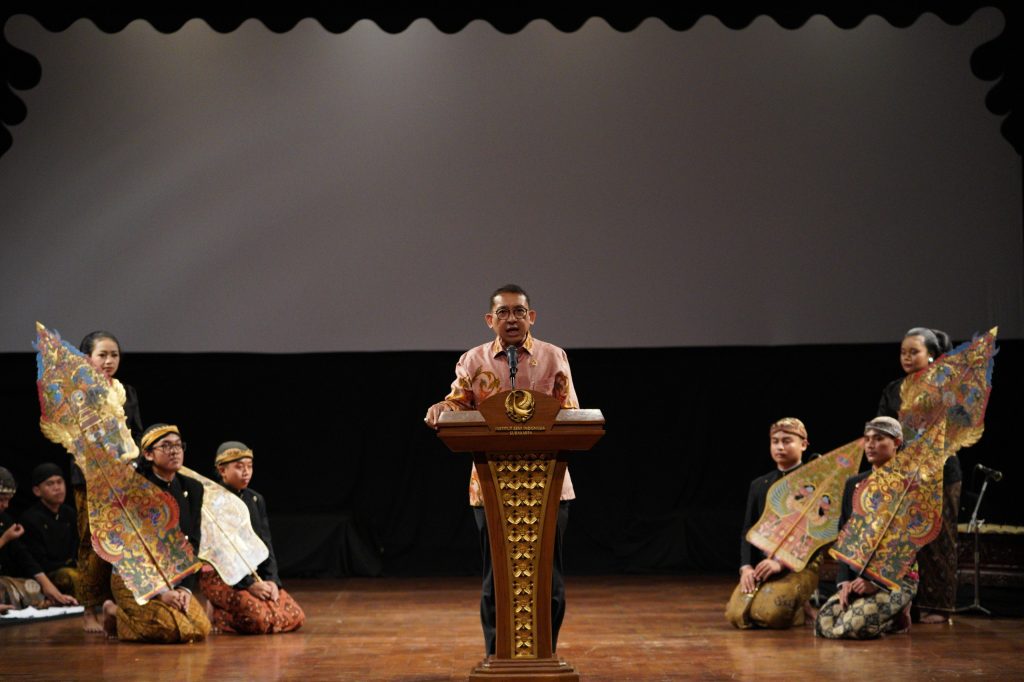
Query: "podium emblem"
504 390 535 423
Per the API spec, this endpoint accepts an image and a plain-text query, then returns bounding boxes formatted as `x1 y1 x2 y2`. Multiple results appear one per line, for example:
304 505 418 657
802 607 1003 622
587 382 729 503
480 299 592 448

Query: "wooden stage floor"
2 575 1022 680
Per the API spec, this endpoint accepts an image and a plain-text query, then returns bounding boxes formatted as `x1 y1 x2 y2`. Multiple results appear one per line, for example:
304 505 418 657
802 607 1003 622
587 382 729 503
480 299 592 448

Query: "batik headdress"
830 423 946 590
746 439 863 572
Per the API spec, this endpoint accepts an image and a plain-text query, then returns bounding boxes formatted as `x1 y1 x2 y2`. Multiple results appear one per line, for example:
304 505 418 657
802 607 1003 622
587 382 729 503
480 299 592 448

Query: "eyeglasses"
151 441 186 454
493 306 529 321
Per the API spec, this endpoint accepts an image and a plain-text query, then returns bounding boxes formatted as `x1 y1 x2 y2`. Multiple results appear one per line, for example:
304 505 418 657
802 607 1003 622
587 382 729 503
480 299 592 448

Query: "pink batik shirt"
440 334 579 507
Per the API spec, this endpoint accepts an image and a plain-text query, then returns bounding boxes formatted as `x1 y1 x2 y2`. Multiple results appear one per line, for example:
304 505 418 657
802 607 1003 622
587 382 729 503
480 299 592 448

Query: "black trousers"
474 500 569 656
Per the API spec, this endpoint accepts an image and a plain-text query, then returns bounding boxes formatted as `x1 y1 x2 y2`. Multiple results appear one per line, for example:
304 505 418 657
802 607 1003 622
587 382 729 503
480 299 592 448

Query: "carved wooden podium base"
438 390 603 682
470 655 580 681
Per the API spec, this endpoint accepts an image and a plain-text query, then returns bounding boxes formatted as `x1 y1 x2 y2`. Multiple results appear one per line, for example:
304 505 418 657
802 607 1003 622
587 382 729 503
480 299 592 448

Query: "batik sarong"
916 480 961 612
199 570 304 635
46 566 80 600
0 576 45 609
110 572 210 643
74 485 112 609
814 574 917 639
725 553 822 629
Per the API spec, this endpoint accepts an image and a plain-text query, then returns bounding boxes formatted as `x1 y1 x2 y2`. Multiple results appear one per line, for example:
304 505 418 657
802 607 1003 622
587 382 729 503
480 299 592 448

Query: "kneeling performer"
199 441 305 634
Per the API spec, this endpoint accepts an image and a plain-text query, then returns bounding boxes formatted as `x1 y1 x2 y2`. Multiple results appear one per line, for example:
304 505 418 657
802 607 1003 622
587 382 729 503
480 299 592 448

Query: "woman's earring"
928 357 934 363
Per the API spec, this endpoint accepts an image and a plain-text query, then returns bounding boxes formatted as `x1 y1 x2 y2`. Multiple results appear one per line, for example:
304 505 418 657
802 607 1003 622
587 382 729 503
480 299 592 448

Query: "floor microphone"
976 463 1003 482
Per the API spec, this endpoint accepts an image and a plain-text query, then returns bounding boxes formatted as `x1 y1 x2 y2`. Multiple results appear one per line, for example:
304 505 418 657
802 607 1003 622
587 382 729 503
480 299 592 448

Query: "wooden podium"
437 390 605 681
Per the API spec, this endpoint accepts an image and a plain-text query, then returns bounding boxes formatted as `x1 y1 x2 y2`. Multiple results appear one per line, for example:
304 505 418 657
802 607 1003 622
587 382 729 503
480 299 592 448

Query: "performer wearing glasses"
425 283 578 656
102 423 210 642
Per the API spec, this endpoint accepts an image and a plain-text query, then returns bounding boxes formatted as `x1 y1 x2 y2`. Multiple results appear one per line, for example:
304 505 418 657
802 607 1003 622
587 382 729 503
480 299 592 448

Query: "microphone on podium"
506 345 518 389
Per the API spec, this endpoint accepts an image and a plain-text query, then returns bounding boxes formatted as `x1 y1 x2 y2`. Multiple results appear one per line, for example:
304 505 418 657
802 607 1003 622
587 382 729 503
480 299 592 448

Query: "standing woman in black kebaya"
877 326 958 624
73 331 144 632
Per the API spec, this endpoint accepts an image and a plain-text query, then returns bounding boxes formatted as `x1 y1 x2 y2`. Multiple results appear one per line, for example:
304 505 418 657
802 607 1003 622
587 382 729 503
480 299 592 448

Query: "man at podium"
425 283 579 656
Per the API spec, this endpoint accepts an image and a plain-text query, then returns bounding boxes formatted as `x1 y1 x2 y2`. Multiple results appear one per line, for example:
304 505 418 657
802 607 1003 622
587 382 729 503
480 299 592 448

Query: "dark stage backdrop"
2 341 1019 577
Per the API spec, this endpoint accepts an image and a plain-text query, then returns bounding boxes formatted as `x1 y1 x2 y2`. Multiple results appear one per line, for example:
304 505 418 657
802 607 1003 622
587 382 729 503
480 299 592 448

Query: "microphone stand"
954 475 996 615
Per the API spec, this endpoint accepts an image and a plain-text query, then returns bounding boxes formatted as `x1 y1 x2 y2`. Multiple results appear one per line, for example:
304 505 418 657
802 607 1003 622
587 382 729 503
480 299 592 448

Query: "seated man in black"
19 463 79 601
0 466 78 609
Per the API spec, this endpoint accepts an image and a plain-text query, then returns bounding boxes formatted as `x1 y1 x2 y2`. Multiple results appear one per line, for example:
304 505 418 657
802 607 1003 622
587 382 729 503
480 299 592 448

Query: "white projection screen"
1 12 1020 352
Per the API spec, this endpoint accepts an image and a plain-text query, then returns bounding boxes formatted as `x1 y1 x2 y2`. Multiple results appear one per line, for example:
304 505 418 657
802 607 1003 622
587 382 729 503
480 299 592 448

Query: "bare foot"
892 604 912 634
82 609 105 634
919 611 949 625
101 600 119 638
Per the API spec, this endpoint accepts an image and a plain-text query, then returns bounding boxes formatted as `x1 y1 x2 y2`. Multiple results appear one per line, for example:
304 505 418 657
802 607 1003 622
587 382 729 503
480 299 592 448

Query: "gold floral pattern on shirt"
447 367 502 409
